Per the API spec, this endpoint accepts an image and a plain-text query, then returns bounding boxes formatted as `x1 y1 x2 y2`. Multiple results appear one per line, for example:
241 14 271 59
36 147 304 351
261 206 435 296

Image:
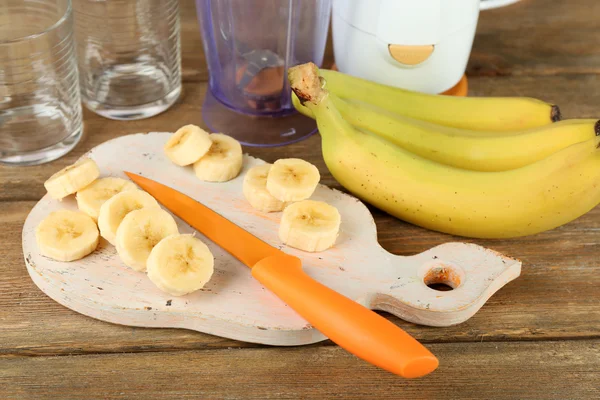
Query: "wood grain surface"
1 341 599 400
1 0 599 398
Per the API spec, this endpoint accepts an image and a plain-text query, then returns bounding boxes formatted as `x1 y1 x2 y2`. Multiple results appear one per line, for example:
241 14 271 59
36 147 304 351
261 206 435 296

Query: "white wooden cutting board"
22 132 521 346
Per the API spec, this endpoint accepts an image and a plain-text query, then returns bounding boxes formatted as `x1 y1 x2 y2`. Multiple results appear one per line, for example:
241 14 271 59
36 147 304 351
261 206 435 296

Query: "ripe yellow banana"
312 68 561 132
288 63 600 239
292 92 599 171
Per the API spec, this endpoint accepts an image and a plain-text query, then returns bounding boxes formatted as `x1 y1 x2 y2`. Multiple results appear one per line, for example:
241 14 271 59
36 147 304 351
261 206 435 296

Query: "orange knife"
125 171 439 378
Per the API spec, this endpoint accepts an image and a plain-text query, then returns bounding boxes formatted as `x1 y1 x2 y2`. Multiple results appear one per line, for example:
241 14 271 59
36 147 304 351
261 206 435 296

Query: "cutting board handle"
361 242 522 327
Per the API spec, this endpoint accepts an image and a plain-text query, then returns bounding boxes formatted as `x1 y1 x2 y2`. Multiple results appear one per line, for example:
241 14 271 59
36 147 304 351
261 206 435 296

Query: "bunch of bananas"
288 63 600 239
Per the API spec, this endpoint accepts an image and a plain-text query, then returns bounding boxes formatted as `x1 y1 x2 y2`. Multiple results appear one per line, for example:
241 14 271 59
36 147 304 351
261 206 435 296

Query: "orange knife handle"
252 255 439 378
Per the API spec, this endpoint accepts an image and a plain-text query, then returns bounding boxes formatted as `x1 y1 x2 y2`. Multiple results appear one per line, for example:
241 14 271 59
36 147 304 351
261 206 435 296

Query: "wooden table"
2 0 599 398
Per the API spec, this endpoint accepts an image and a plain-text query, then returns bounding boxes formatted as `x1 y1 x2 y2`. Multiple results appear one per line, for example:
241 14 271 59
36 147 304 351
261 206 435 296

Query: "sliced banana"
243 164 287 212
147 234 215 296
279 200 341 252
76 177 138 221
164 125 213 166
193 133 243 182
266 158 320 202
97 190 160 245
44 158 100 200
115 207 179 272
35 210 99 262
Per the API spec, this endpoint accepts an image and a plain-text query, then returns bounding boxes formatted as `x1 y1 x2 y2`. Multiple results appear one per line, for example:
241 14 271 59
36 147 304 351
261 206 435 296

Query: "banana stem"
289 63 357 145
288 62 327 106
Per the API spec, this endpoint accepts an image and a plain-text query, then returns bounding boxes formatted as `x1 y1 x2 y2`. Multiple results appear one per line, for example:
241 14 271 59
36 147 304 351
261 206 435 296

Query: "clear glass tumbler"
72 0 181 120
0 0 83 166
196 0 332 147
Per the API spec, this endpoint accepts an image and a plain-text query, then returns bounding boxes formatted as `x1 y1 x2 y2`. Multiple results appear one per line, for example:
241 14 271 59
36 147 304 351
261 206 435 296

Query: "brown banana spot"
291 88 313 105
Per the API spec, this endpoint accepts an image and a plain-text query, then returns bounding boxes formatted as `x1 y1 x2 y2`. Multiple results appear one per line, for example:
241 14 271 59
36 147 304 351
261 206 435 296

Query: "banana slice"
44 158 100 200
35 210 99 262
279 200 341 252
147 234 215 296
115 208 179 272
266 158 320 202
193 133 243 182
97 190 160 245
243 164 287 212
76 177 138 221
164 125 213 166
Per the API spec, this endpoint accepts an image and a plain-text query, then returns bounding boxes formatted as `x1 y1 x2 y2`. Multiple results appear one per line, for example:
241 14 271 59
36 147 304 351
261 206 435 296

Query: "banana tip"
551 105 562 122
595 120 600 137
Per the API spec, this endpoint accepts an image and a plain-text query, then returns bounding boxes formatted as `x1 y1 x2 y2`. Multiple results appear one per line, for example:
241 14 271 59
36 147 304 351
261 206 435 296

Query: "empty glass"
72 0 181 120
0 0 83 166
196 0 332 146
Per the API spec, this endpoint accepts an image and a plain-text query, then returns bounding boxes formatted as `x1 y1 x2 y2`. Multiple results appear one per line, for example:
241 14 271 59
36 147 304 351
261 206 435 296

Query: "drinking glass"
196 0 332 147
0 0 83 166
72 0 181 120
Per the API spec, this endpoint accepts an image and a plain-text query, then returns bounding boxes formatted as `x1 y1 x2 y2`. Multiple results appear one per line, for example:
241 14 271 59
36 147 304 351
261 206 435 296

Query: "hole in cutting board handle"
426 282 454 292
423 264 463 292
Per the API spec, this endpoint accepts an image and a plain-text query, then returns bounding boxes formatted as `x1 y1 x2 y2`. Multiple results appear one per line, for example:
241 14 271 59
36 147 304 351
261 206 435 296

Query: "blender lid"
333 0 479 45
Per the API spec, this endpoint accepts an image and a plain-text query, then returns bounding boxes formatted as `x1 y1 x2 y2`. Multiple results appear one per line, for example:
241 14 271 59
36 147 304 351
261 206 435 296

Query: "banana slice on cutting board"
279 200 341 252
266 158 320 202
35 210 99 262
115 207 179 272
147 234 215 296
76 177 138 221
44 158 100 200
243 164 288 212
193 133 243 182
164 125 213 166
97 190 160 245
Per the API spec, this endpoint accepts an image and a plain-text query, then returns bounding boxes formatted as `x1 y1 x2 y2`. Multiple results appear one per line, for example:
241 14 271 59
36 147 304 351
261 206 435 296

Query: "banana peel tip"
551 105 562 122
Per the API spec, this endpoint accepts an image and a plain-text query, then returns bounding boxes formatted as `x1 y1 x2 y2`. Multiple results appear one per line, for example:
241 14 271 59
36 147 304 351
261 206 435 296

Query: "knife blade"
125 171 439 378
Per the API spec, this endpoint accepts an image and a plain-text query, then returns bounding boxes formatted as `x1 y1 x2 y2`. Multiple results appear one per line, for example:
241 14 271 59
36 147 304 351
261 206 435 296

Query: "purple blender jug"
196 0 332 146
